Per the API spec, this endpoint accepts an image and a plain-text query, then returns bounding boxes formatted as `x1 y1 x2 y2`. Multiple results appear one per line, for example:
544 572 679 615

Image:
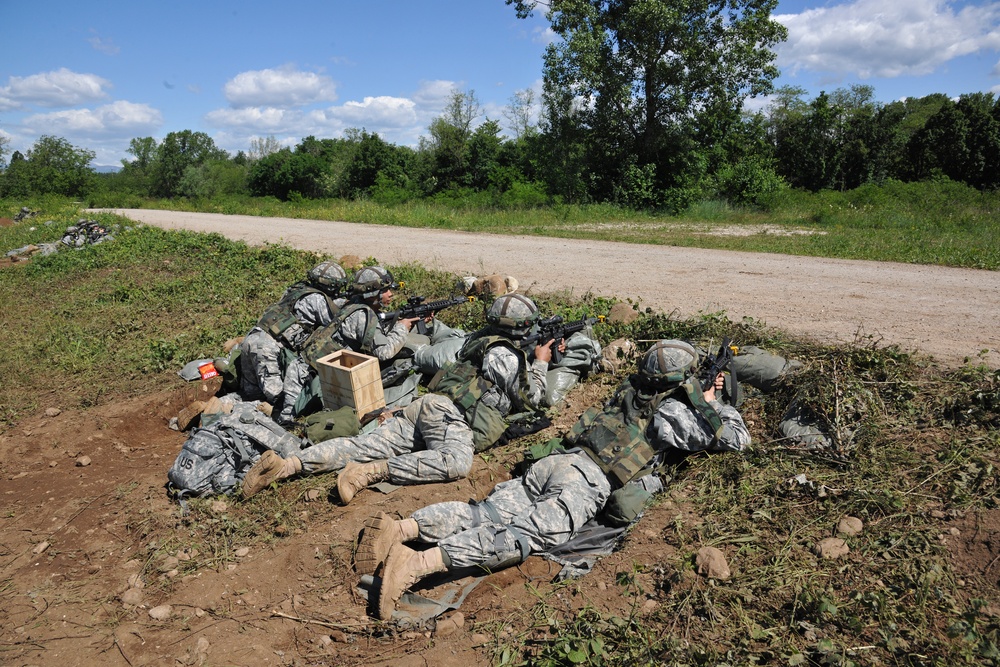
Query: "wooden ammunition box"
315 349 385 416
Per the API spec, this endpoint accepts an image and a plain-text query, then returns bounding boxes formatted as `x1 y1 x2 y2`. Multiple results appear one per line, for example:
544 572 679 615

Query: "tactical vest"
256 283 341 350
573 377 725 488
300 303 377 371
428 334 530 452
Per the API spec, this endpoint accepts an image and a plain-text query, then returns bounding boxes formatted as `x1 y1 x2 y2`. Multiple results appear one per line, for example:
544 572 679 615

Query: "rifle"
518 315 602 364
378 295 474 335
699 337 739 392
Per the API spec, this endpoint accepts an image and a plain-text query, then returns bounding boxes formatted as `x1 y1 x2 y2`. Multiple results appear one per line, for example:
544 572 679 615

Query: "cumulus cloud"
204 107 305 133
23 101 162 136
223 66 337 108
776 0 1000 78
321 96 418 127
0 68 111 109
411 79 459 108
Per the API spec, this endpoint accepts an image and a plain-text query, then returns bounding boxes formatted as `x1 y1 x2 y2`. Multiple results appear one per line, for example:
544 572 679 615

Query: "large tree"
508 0 787 202
150 130 227 198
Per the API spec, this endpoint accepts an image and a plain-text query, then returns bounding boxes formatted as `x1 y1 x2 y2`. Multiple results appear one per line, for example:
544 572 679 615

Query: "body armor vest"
573 377 724 488
300 303 377 370
429 334 530 452
256 283 341 350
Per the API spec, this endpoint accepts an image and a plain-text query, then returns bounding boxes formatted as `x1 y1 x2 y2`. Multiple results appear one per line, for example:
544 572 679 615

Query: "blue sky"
2 0 998 168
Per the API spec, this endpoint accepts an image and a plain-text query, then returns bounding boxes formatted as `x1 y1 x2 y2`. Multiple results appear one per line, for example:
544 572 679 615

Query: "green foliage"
713 155 788 209
150 130 228 198
0 136 95 198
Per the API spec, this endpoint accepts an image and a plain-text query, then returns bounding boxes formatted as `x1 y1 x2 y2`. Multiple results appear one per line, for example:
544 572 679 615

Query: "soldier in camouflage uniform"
276 266 425 424
239 260 348 410
240 293 559 502
364 339 751 621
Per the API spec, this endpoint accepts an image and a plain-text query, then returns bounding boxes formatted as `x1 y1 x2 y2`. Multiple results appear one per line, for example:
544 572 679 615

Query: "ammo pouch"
603 483 654 527
303 405 361 443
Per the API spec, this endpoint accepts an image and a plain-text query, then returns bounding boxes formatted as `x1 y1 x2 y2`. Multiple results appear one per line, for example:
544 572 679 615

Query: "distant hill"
94 165 121 174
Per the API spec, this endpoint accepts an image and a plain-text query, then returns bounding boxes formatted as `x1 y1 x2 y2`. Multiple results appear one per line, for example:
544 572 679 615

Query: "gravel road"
94 208 1000 368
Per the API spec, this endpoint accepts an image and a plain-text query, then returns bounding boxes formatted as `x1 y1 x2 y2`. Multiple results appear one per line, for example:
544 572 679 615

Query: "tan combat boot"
337 460 389 505
355 513 419 575
240 450 302 498
377 544 447 620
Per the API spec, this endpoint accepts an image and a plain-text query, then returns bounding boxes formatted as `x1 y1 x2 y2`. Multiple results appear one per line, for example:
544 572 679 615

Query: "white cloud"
205 107 306 133
223 66 337 108
0 68 112 109
23 101 162 136
533 26 558 45
776 0 1000 78
322 96 418 127
411 79 459 108
88 31 120 56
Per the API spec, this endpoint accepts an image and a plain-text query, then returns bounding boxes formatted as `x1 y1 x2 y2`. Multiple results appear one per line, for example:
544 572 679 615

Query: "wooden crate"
315 349 385 416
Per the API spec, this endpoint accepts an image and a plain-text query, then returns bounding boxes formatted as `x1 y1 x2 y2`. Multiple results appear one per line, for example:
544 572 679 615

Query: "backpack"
167 403 306 500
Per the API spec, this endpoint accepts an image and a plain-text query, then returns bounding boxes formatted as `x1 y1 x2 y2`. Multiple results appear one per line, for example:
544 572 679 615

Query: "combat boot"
337 460 389 505
377 544 447 620
355 512 419 575
240 450 301 497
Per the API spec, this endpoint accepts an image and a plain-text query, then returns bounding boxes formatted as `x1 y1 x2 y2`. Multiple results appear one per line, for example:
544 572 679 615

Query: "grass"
2 199 999 665
83 176 1000 270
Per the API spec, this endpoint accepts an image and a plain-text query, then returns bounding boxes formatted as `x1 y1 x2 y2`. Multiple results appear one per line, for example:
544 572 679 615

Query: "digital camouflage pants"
297 393 475 484
410 451 611 570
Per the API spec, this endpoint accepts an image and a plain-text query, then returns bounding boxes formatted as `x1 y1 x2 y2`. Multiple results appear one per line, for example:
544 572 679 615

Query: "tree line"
1 0 998 210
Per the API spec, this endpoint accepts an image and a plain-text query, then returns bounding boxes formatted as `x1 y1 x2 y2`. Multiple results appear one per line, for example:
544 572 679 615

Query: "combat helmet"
307 260 348 292
486 293 539 338
637 340 698 390
352 266 398 299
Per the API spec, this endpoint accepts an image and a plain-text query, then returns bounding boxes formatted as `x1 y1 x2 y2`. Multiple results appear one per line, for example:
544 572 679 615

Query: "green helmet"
486 293 539 337
352 266 398 299
307 260 348 291
638 340 697 389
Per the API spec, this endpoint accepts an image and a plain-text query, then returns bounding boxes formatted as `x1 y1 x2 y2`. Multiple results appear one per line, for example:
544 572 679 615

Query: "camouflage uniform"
297 343 549 483
240 292 338 403
404 394 749 568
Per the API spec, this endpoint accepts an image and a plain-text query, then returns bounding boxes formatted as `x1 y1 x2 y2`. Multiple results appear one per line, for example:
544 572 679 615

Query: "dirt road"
95 208 1000 368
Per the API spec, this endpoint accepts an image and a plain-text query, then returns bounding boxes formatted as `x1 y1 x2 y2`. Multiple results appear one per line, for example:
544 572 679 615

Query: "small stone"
149 604 173 620
165 569 179 578
318 635 333 646
814 537 850 560
44 408 62 417
472 633 490 644
304 488 322 502
33 541 50 554
120 588 144 606
642 599 658 614
695 546 731 580
160 556 179 572
930 510 946 519
329 630 348 643
837 516 864 536
949 527 961 537
195 608 206 617
597 581 607 591
75 455 91 467
434 612 465 637
234 547 250 558
127 573 144 588
49 461 58 468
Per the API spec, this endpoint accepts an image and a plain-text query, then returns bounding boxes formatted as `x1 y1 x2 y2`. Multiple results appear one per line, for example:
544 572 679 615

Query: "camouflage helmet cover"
486 293 539 336
638 340 698 388
307 260 348 290
352 266 398 299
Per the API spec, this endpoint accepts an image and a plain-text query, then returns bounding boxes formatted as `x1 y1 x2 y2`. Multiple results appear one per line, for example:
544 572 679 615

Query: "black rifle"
379 295 473 335
518 315 600 364
699 337 738 391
